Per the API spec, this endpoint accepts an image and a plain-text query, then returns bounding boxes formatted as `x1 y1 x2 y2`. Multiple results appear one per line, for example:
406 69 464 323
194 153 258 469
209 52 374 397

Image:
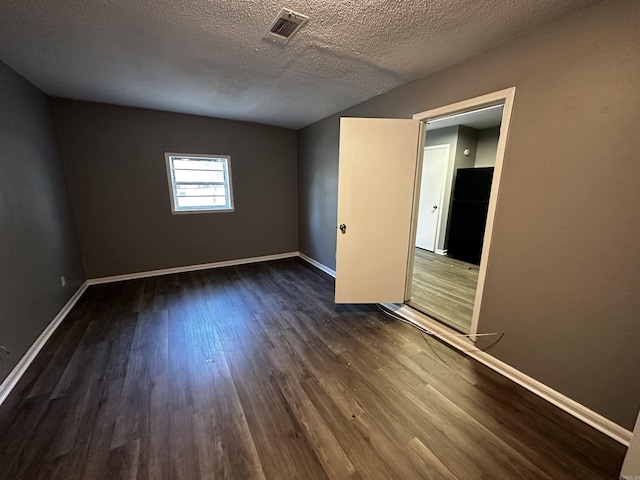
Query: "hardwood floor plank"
404 437 458 480
136 374 170 480
409 248 479 333
79 377 125 479
106 438 140 480
272 361 357 480
169 405 200 480
0 394 51 477
273 314 367 421
225 334 330 480
300 375 407 480
0 258 626 479
255 315 356 479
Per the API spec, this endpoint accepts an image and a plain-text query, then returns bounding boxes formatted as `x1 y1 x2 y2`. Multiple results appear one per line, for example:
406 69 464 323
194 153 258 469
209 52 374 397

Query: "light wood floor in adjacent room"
0 258 625 479
408 248 480 333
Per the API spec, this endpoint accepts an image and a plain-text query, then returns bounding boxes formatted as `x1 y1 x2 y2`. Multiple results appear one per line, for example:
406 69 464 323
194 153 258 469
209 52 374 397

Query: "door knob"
433 205 438 209
339 224 347 234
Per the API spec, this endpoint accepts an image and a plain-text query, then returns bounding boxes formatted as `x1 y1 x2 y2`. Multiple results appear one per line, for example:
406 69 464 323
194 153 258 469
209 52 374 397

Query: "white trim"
434 248 448 255
0 282 89 406
405 121 428 301
412 87 517 342
87 252 299 285
470 88 516 341
413 88 514 123
298 252 336 277
383 303 633 446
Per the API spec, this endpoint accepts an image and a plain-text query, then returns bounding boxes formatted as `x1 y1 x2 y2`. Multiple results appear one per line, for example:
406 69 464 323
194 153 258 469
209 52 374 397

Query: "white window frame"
165 152 235 214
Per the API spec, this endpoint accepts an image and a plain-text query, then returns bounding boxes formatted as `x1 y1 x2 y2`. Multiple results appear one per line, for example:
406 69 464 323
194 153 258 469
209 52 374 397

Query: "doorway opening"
333 88 515 343
407 105 503 332
406 88 516 339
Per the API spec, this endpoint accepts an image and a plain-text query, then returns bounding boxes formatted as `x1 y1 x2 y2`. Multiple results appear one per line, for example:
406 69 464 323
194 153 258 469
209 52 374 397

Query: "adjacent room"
1 0 639 478
409 104 503 333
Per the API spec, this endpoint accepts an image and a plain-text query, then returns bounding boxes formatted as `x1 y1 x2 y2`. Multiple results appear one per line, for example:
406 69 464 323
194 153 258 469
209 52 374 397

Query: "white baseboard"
435 248 448 255
298 252 336 277
0 281 89 406
87 252 299 285
383 304 633 446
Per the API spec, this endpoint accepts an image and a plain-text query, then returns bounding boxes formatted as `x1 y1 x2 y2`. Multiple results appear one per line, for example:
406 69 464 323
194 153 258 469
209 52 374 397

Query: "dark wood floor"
0 258 625 479
408 248 479 333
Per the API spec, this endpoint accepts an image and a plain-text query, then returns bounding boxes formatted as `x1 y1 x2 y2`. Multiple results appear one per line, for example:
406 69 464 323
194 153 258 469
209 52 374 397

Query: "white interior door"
335 117 420 303
415 145 449 252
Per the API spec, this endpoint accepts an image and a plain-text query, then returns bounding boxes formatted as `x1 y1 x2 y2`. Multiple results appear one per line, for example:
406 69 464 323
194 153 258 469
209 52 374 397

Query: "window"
165 153 234 214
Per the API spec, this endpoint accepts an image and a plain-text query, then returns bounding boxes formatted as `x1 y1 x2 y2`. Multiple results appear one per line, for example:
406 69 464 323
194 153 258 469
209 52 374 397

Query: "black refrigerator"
447 167 494 265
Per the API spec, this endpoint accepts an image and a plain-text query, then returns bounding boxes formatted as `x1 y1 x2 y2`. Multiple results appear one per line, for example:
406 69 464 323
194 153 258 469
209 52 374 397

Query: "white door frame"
406 87 517 341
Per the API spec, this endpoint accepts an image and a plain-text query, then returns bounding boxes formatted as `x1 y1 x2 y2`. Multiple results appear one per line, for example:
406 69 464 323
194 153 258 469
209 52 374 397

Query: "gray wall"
445 125 477 247
297 0 640 430
297 117 340 270
50 100 298 278
454 125 478 171
0 62 85 384
475 126 500 167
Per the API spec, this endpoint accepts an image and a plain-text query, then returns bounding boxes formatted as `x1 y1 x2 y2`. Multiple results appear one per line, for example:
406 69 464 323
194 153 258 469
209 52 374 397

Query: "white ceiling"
427 105 504 131
0 0 603 129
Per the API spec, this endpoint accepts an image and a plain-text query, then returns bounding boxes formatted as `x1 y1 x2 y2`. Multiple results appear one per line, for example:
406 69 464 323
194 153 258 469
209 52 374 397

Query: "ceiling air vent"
265 8 309 44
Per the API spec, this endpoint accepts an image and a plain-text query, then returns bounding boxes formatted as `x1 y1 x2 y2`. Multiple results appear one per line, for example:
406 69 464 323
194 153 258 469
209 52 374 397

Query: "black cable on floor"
375 303 505 373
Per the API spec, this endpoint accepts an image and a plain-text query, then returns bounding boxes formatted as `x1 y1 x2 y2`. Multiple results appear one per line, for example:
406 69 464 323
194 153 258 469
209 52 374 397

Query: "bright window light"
165 153 234 214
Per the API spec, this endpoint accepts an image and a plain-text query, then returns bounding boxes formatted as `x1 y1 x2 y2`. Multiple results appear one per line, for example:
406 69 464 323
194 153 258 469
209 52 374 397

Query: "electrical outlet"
60 275 66 287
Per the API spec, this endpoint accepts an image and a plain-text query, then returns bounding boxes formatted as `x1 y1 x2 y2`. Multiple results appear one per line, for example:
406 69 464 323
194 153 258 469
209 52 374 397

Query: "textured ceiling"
0 0 603 129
